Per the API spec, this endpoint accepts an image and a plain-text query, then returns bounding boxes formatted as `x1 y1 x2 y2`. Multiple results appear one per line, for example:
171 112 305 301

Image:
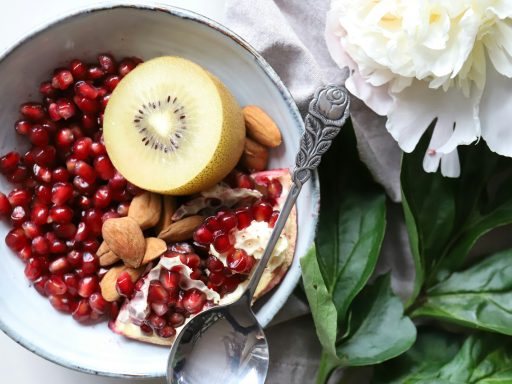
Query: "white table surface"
0 1 225 383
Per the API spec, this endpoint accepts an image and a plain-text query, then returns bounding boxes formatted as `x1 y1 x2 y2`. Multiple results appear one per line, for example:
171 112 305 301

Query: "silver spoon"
166 85 350 384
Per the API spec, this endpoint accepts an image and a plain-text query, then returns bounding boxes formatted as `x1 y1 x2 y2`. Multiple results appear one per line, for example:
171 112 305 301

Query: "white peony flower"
326 0 512 177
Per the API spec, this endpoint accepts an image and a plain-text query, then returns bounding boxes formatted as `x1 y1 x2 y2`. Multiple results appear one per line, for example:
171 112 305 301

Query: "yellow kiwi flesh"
103 56 245 195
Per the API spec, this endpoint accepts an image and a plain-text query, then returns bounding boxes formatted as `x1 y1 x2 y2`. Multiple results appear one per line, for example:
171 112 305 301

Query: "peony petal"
484 36 512 77
480 64 512 156
422 115 452 173
440 149 460 178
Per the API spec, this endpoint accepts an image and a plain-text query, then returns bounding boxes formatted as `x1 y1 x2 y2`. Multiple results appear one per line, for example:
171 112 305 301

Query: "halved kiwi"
103 56 245 195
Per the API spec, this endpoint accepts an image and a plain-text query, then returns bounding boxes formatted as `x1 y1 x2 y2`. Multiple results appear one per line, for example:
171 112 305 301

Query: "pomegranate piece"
0 151 21 174
20 103 46 121
148 281 169 304
182 289 206 314
45 275 67 296
116 271 135 298
51 69 74 90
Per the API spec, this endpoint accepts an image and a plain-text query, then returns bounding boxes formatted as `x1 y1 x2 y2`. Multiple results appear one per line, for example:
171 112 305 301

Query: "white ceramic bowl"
0 2 319 378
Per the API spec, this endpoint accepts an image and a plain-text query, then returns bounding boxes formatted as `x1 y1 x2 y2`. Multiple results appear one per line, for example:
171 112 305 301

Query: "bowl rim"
0 1 320 378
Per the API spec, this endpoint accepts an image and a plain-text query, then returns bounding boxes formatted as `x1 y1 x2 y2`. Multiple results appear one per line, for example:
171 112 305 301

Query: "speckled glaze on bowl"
0 2 320 378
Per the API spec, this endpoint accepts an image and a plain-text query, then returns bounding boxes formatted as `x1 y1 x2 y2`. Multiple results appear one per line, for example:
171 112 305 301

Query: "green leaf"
401 136 512 301
374 331 512 383
412 249 512 335
316 191 386 321
337 275 416 366
301 246 338 357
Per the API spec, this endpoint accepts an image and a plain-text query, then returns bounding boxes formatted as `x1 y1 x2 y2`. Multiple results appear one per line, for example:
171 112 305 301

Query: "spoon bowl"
168 295 268 384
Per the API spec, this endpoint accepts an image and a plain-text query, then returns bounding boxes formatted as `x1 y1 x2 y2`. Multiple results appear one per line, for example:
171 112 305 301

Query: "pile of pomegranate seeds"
0 54 142 323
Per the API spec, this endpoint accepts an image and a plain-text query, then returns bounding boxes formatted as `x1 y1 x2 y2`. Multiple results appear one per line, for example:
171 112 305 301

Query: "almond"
97 241 120 266
243 105 282 148
128 191 161 230
155 195 177 235
102 217 146 268
142 237 167 265
158 215 204 242
100 264 143 302
240 137 269 172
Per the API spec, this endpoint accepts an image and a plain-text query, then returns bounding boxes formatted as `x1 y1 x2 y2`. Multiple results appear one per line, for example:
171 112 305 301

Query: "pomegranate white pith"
112 169 297 345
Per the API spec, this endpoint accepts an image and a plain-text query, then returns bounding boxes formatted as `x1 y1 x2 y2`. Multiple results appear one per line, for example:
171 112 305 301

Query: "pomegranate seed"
81 113 98 134
70 59 87 80
20 102 46 121
53 222 77 239
8 188 31 207
17 245 32 261
34 185 51 205
116 271 135 297
208 271 225 286
78 275 99 298
73 95 100 114
169 312 185 327
227 249 254 274
92 155 115 181
0 193 11 217
109 301 120 320
74 222 89 242
267 179 283 199
179 253 201 269
206 256 224 273
66 157 78 174
213 232 233 253
101 210 120 222
252 201 273 222
140 323 153 335
41 120 57 134
147 313 166 330
25 257 46 281
63 273 79 296
108 172 127 191
56 128 75 148
83 209 103 236
104 75 121 91
33 275 49 296
8 166 29 184
45 275 67 296
33 146 56 167
48 103 60 121
148 281 169 304
49 257 71 275
218 211 237 232
74 161 96 184
237 173 255 189
11 206 28 226
151 303 169 317
50 205 74 224
49 238 67 254
182 289 206 314
52 167 70 183
15 120 32 136
100 94 111 109
66 250 83 267
235 207 253 230
0 151 20 174
269 211 279 228
33 164 52 183
111 189 130 202
29 125 50 147
51 182 73 205
98 54 117 74
72 299 92 322
118 58 137 76
135 279 145 291
72 138 92 161
5 228 28 252
73 176 95 195
90 142 106 157
193 225 214 244
39 81 57 97
117 202 130 216
31 235 50 255
49 294 76 313
222 275 242 294
92 186 112 209
56 98 77 120
160 269 181 290
82 239 100 253
77 195 92 210
204 216 220 232
89 292 108 314
81 252 99 274
51 69 74 90
22 221 41 239
157 325 176 339
87 65 105 80
75 81 99 99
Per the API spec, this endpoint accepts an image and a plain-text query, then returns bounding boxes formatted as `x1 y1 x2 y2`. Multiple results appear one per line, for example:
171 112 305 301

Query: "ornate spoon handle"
246 85 350 299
